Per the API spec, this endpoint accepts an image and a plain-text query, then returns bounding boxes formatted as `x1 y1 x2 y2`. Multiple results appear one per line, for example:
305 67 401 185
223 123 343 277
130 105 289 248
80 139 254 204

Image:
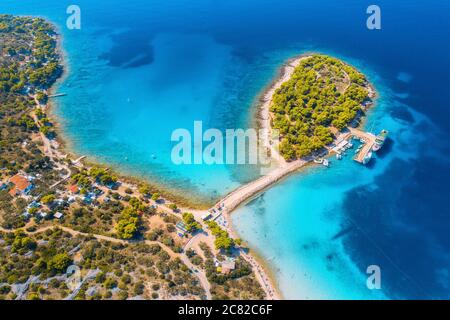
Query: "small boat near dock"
362 151 373 165
349 128 377 165
314 158 323 164
372 129 389 152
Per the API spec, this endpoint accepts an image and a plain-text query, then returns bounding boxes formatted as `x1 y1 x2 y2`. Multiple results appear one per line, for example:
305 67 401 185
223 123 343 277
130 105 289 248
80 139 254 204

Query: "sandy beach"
258 55 311 165
217 53 379 300
43 46 375 301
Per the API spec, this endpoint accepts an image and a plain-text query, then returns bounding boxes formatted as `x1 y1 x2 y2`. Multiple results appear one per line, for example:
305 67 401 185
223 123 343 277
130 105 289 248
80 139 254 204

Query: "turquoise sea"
2 0 450 299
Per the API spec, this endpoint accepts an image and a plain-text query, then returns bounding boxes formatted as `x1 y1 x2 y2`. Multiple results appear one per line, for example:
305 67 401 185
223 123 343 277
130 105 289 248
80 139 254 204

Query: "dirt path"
0 224 212 299
25 94 275 300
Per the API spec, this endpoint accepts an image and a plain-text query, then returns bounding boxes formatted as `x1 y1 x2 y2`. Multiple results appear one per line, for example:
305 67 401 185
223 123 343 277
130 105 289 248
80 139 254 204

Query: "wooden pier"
348 128 377 164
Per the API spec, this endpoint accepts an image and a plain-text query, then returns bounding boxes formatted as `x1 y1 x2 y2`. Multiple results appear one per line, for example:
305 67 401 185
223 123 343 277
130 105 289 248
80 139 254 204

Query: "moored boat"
362 151 373 165
373 129 389 152
314 158 323 164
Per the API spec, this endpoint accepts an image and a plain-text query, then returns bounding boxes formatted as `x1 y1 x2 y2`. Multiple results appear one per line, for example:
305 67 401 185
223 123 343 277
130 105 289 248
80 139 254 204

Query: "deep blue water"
2 0 450 299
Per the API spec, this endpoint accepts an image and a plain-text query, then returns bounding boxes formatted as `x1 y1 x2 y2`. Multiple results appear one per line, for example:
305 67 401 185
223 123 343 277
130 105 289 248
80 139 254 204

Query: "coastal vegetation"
115 207 142 239
197 242 264 299
0 14 269 300
0 15 62 92
206 221 236 252
0 15 62 228
182 212 202 233
270 54 371 160
0 229 205 300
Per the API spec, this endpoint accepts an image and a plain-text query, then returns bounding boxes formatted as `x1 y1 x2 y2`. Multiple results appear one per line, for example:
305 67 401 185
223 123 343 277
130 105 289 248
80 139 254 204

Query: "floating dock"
331 139 350 154
349 128 377 165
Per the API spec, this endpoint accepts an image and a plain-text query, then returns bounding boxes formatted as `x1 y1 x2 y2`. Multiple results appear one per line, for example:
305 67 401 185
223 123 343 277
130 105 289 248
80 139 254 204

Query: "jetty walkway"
214 127 378 215
216 159 307 215
348 128 377 164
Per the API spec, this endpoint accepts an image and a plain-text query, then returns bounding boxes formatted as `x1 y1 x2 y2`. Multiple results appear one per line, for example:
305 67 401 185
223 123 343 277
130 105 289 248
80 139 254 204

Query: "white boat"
323 159 329 167
362 151 373 165
373 130 389 152
336 154 343 160
314 158 323 164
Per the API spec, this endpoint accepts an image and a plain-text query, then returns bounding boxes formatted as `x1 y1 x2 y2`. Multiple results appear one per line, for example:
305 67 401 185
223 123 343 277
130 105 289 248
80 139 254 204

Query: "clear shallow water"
2 0 450 299
232 70 441 299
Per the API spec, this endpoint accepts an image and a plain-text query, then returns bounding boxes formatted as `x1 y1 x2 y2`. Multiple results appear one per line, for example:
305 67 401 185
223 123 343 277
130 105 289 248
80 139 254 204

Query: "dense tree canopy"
206 221 235 251
270 54 371 160
115 206 142 239
0 15 64 227
182 212 201 233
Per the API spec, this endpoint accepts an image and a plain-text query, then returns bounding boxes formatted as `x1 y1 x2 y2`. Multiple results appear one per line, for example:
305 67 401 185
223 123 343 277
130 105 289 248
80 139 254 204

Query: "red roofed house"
8 174 33 197
67 184 79 194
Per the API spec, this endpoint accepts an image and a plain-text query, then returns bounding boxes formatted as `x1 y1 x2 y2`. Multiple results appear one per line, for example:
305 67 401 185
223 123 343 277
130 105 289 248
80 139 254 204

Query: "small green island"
0 13 384 301
270 54 373 160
